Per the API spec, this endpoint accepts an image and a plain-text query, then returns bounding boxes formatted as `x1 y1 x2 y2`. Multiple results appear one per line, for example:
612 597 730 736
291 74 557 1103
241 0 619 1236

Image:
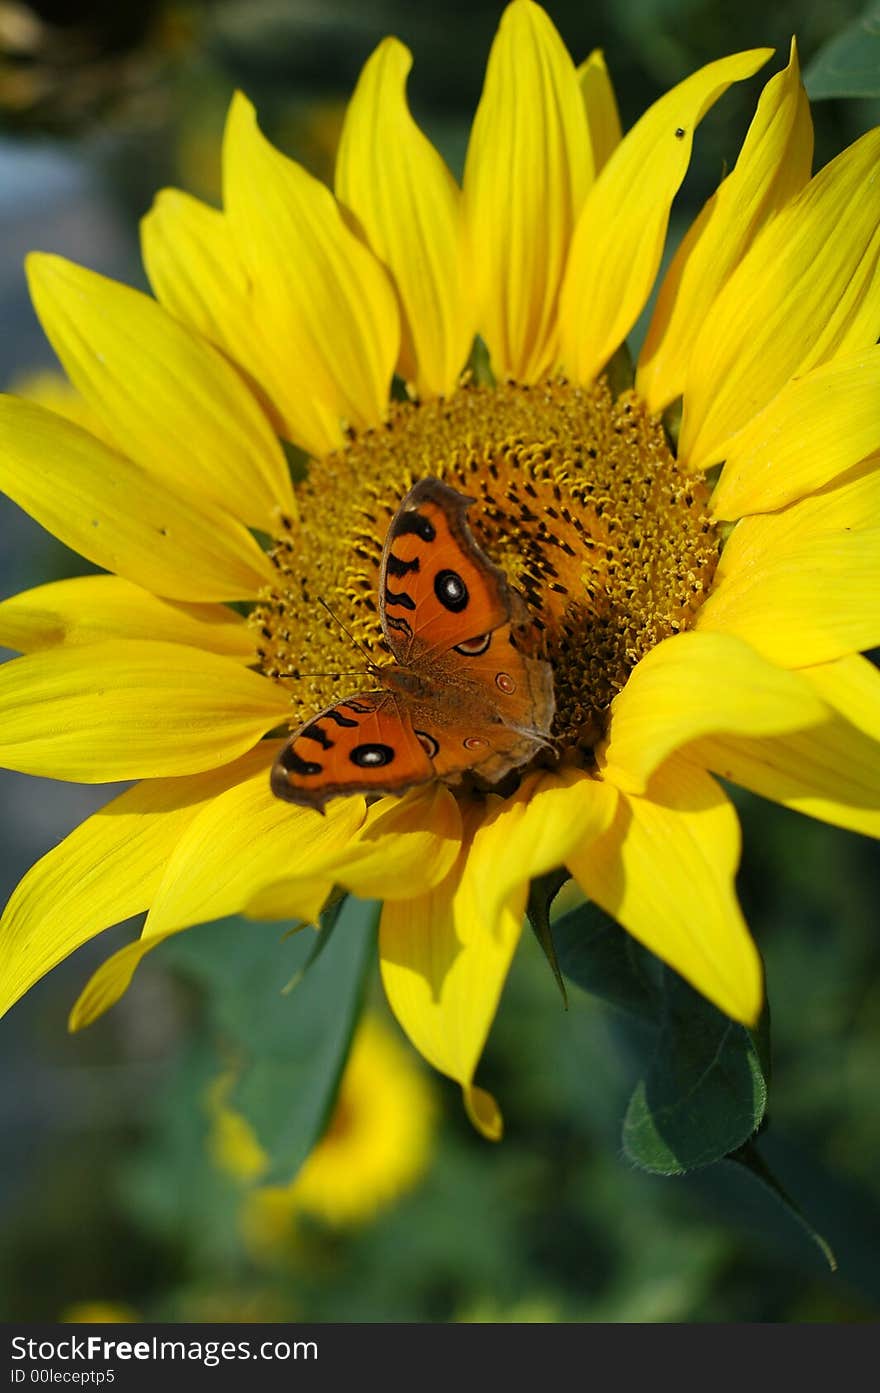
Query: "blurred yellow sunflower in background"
0 0 878 1138
210 1014 436 1250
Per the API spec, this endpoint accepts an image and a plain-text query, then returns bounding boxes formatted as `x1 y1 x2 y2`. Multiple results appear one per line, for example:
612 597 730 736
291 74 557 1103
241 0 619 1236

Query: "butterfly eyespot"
495 672 516 694
434 569 469 613
463 736 488 750
350 742 395 768
415 730 440 758
454 633 491 657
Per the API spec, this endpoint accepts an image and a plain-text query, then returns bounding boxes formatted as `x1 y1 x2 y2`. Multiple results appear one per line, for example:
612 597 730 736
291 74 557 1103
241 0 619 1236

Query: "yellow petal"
244 782 462 917
0 575 255 662
472 767 618 930
569 759 762 1024
0 396 272 602
142 762 364 937
697 463 880 665
0 640 289 780
0 746 271 1019
70 773 366 1030
26 254 294 531
329 782 462 899
336 38 472 399
711 349 880 519
223 92 399 433
680 127 880 470
141 189 342 461
638 42 812 413
8 368 112 445
577 49 622 174
559 48 771 385
602 631 826 794
686 653 880 840
379 800 524 1139
463 0 589 382
699 530 880 667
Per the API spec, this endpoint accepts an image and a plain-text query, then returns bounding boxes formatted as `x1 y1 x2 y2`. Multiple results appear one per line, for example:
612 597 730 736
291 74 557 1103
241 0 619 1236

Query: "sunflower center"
253 378 720 758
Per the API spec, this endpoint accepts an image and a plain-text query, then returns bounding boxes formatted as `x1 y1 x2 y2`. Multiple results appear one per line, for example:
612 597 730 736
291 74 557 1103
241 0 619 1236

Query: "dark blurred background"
1 0 879 1323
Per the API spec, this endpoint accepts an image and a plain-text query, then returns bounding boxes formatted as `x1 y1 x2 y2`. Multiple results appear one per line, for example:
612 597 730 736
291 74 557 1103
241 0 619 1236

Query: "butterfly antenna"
318 597 375 665
291 670 372 680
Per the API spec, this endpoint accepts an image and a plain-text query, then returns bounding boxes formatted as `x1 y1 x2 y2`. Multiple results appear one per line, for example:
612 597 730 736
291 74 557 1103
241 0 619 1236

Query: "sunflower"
210 1013 437 1248
1 1 878 1140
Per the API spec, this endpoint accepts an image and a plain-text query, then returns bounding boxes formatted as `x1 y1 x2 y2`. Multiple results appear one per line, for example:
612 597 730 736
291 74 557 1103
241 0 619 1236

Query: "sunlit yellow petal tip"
679 122 880 470
464 1084 503 1142
223 88 399 435
559 47 772 386
335 36 472 399
464 0 588 382
0 395 272 602
638 40 812 413
25 252 294 532
68 935 151 1031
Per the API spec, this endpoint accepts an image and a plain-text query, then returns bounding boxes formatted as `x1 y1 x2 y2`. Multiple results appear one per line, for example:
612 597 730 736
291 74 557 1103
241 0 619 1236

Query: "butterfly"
271 477 556 810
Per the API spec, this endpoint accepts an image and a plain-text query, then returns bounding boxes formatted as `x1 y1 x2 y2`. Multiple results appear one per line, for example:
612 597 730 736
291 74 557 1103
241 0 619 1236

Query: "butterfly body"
271 478 555 810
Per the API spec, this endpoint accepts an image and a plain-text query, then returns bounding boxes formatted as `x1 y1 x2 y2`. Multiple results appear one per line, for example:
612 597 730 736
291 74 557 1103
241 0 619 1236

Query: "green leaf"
728 1141 837 1272
804 4 880 98
622 968 768 1175
552 900 658 1020
158 897 377 1184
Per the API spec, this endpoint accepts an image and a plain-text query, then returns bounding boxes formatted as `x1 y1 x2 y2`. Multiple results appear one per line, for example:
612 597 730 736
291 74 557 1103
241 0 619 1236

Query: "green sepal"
525 869 570 1008
605 340 635 397
662 395 682 451
281 436 310 484
468 335 495 387
622 967 768 1175
281 886 348 992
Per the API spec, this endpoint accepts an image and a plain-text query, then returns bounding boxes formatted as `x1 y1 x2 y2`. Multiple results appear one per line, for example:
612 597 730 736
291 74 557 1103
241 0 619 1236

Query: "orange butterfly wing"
270 693 435 809
401 625 556 785
377 478 555 784
271 477 555 810
379 478 511 664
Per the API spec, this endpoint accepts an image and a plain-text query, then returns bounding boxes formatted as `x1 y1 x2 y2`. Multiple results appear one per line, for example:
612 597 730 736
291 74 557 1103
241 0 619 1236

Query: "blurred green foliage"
1 0 879 1325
